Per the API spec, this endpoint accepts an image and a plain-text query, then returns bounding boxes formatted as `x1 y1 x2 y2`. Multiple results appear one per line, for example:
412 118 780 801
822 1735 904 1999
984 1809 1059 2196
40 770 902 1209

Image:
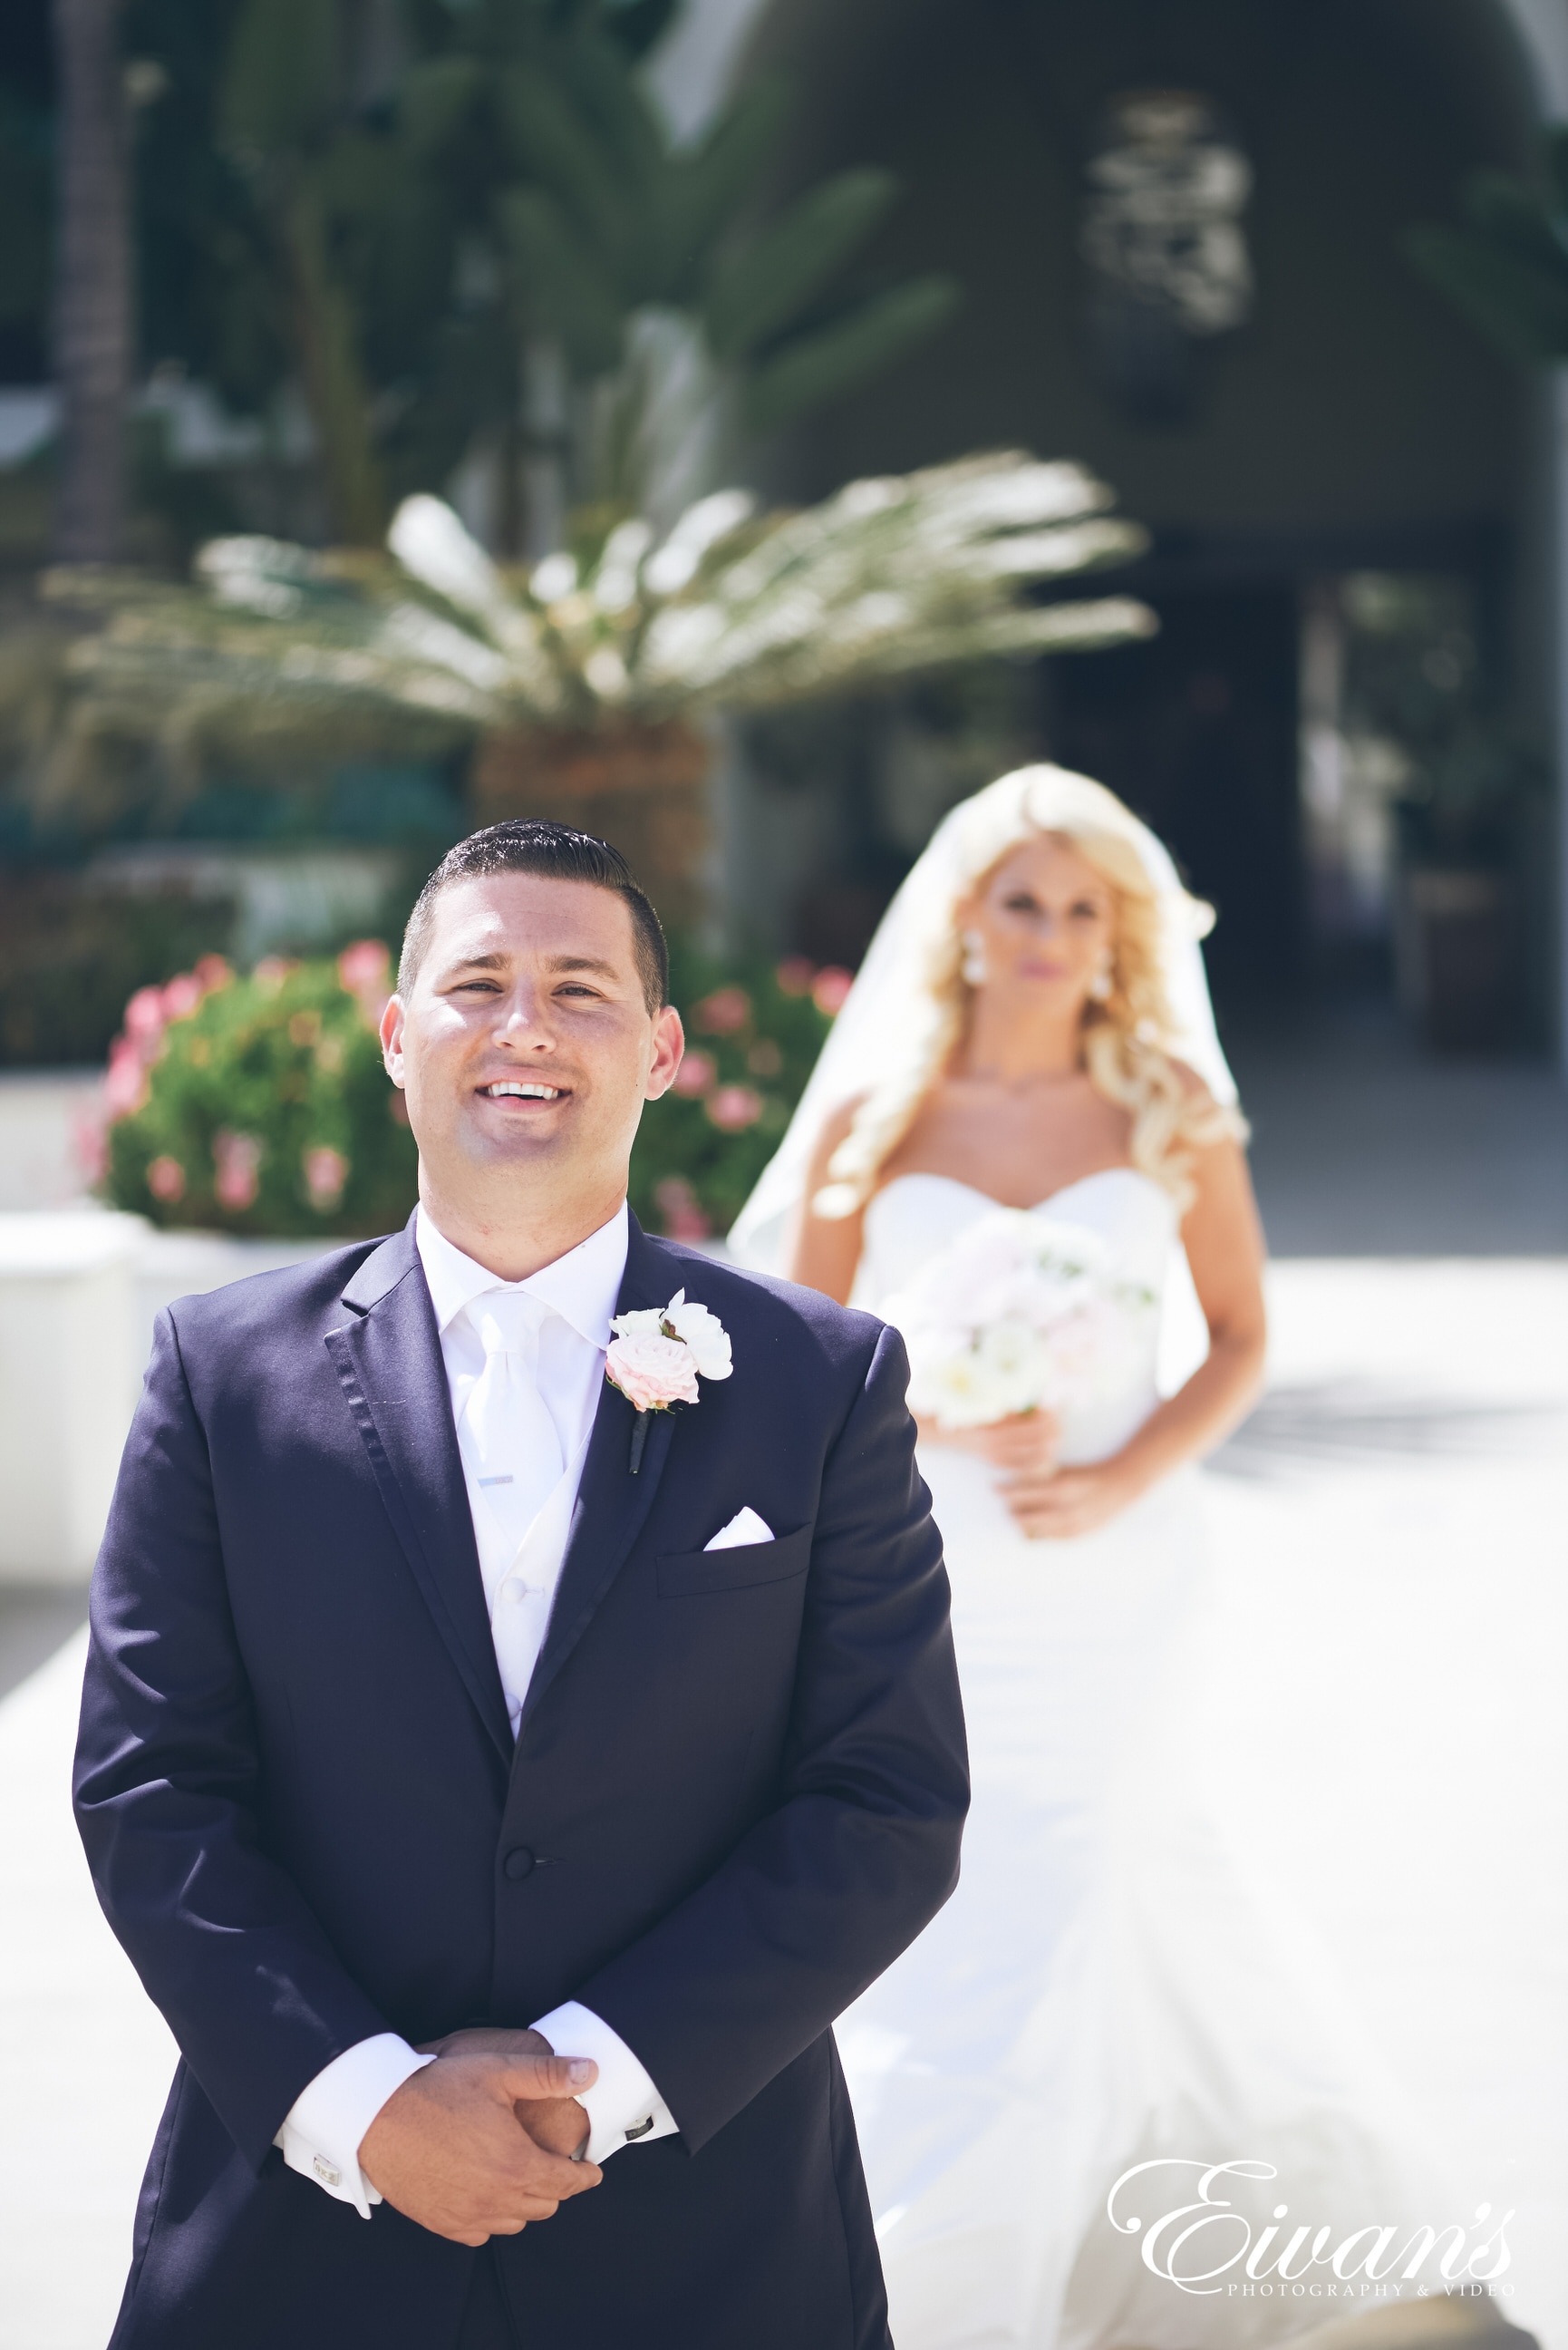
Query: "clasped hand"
359 2027 602 2247
924 1409 1141 1539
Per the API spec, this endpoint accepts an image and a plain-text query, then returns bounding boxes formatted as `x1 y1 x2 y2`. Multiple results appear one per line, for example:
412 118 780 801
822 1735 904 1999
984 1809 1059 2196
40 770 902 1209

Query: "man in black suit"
75 821 968 2349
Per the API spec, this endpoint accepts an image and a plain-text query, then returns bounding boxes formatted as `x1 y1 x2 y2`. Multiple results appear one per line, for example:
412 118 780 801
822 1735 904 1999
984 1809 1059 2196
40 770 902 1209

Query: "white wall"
0 1219 145 1582
0 1218 336 1584
0 1073 102 1213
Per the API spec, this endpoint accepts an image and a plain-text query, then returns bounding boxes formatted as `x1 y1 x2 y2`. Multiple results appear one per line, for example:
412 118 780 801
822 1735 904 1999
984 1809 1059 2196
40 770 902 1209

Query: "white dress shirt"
273 1203 677 2216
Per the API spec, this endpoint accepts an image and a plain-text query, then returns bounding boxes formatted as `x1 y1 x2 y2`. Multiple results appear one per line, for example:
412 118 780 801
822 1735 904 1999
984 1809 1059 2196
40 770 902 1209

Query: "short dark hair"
398 821 669 1013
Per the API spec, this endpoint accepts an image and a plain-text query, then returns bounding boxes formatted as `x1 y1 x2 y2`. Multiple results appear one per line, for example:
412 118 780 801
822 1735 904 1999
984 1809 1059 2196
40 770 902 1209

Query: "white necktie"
460 1291 566 1574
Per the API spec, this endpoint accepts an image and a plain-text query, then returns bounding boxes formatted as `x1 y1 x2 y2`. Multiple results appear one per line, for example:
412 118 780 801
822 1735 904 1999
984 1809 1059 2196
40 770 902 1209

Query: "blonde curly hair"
812 771 1248 1221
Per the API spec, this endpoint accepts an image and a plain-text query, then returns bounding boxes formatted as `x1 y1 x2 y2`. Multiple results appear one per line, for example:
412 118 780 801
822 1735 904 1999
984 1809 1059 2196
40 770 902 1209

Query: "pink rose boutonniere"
605 1290 733 1471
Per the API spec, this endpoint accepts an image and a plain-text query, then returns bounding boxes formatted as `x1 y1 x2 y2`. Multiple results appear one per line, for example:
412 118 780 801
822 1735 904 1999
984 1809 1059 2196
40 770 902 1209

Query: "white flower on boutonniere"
606 1290 732 1470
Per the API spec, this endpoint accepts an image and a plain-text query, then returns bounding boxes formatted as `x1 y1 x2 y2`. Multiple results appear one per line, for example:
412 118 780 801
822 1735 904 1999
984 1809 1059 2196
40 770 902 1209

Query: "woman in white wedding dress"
731 768 1441 2350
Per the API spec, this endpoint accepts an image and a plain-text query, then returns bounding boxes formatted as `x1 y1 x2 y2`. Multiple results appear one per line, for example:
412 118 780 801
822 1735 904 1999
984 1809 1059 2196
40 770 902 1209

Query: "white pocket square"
703 1506 774 1552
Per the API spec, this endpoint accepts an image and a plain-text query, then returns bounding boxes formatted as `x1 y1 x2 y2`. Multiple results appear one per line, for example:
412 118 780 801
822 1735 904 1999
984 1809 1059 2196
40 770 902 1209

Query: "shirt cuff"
529 2000 678 2165
272 2034 434 2219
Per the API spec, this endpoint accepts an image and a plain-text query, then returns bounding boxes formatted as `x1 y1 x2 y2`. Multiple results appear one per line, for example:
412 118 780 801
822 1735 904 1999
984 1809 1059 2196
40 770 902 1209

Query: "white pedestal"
0 1216 146 1583
0 1215 337 1586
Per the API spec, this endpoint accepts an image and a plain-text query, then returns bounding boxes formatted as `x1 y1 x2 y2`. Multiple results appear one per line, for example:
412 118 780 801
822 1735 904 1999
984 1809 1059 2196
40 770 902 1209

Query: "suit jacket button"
502 1845 536 1881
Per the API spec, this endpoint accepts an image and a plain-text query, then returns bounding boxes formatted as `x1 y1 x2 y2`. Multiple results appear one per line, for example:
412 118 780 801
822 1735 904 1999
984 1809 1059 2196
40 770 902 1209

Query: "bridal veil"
729 764 1238 1273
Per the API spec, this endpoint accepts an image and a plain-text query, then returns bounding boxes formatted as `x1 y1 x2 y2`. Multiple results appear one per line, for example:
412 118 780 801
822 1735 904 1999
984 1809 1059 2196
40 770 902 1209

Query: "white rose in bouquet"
884 1209 1156 1432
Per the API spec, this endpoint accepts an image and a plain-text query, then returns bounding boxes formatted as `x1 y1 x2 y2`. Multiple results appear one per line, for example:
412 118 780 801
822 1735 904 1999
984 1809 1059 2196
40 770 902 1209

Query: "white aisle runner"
0 1629 177 2350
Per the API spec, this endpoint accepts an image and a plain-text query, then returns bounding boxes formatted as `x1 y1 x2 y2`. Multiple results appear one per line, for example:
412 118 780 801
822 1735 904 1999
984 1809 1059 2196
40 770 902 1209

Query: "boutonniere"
606 1290 733 1471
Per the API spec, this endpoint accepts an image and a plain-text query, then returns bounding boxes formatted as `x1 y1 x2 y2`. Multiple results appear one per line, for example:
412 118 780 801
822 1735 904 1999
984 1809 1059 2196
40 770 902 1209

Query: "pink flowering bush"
627 946 843 1240
101 942 416 1237
100 933 844 1244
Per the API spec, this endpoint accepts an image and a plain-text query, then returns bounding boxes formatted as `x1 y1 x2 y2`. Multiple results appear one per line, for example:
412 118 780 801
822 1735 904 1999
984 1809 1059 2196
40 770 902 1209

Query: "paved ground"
1226 998 1568 1257
0 1004 1563 2350
0 1589 90 1707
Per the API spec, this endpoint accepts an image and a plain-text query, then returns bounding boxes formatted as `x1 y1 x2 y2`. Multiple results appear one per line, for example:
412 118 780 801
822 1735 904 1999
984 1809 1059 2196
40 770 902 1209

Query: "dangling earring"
961 929 988 987
1088 952 1114 1003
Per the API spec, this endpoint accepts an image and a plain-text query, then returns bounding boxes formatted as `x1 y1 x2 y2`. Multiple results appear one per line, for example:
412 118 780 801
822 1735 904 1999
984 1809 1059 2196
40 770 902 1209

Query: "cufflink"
624 2115 654 2141
313 2155 342 2187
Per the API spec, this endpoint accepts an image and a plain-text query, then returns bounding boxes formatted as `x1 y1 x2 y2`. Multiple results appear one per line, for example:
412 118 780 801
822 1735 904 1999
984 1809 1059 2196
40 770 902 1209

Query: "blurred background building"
3 0 1568 1065
687 0 1568 1050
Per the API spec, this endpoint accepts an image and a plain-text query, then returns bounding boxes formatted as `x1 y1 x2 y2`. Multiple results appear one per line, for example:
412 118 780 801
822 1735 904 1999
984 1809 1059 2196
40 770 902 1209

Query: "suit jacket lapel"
517 1215 677 1736
326 1218 513 1763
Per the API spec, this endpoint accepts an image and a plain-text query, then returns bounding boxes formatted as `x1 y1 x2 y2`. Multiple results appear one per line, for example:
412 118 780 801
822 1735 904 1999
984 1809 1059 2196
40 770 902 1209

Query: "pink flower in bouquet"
213 1130 263 1210
254 957 295 993
605 1327 701 1413
693 986 750 1034
193 955 233 995
811 966 853 1016
653 1176 711 1242
337 939 392 1028
303 1146 349 1210
161 972 203 1023
104 1039 150 1120
885 1209 1141 1432
146 1156 186 1204
705 1083 763 1132
672 1048 717 1098
775 957 815 998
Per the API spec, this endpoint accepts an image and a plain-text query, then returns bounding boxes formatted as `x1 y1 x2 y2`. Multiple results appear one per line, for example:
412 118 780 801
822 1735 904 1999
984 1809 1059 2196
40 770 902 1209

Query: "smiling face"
956 831 1118 1021
381 870 683 1242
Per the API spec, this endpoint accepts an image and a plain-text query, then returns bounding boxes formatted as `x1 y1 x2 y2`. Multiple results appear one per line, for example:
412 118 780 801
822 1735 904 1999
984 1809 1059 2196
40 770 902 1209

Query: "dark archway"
731 0 1545 1024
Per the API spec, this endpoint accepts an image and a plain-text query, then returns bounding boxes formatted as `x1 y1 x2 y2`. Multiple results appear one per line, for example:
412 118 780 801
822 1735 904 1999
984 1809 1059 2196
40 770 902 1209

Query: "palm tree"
54 452 1152 744
51 0 131 562
44 447 1154 924
403 5 960 540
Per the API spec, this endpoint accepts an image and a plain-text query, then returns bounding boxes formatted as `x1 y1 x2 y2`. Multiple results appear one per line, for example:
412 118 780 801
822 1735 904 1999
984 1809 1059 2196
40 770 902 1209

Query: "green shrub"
628 945 846 1240
101 943 417 1238
99 937 849 1242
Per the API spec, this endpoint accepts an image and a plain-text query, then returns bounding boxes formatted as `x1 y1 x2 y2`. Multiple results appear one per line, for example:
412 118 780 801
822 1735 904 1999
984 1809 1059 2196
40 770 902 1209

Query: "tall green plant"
400 0 959 530
1407 129 1568 363
217 0 420 541
52 0 133 561
81 0 954 558
125 0 490 545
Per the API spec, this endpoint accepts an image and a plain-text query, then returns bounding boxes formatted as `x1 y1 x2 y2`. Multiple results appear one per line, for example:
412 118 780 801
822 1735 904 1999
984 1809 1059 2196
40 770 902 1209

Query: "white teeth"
486 1082 560 1099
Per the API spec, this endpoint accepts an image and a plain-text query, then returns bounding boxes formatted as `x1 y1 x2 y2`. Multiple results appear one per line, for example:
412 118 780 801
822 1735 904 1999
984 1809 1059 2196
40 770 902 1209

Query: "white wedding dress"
838 1169 1438 2350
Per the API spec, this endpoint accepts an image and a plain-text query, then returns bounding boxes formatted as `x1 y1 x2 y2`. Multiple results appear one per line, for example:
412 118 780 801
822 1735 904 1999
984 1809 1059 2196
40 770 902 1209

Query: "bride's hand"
1000 1455 1144 1540
917 1410 1060 1476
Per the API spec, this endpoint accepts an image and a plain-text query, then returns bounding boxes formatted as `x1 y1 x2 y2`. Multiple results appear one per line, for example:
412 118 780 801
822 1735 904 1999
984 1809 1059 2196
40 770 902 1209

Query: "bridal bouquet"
884 1209 1157 1432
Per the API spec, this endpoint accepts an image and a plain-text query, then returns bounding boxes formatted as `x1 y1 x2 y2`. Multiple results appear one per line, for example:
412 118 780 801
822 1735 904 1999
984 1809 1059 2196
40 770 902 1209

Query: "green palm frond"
659 78 796 296
742 281 963 435
1408 134 1568 365
705 170 904 361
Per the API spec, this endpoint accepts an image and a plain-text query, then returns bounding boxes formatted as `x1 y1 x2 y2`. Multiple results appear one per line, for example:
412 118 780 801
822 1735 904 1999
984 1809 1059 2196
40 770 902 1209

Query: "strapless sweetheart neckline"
872 1164 1164 1219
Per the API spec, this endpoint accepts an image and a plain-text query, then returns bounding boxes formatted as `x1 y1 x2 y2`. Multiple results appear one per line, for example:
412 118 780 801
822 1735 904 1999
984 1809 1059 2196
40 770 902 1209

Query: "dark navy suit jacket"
74 1210 969 2350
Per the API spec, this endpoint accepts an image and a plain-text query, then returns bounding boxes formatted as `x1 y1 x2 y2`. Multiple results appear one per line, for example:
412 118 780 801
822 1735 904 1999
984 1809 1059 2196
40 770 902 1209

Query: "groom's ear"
381 994 407 1086
644 1005 684 1101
